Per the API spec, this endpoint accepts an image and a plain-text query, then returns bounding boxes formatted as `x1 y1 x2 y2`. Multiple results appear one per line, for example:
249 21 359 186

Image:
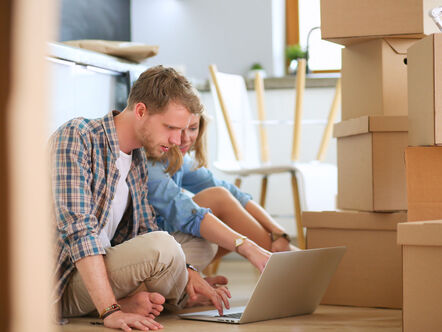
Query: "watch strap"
270 232 290 243
186 263 198 272
234 235 247 252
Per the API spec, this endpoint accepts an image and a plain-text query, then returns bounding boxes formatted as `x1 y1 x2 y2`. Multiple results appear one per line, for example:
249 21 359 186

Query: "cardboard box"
342 38 419 121
304 210 405 308
397 221 442 331
408 34 442 146
334 116 408 211
320 0 440 45
405 146 442 221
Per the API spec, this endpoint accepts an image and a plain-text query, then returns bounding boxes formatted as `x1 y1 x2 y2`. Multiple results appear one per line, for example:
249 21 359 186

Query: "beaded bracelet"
100 303 121 319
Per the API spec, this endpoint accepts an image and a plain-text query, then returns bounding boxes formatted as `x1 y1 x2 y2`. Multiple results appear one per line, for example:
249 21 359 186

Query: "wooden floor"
60 260 402 332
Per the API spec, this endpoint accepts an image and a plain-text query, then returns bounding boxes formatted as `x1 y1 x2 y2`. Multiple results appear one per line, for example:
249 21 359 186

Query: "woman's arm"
147 160 210 237
199 213 270 272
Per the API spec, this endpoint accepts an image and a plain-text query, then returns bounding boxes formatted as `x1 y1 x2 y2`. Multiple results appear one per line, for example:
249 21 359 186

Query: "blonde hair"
158 112 208 176
189 113 208 169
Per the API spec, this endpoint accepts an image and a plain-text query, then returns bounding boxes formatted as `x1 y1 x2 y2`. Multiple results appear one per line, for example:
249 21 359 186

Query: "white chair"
208 61 340 250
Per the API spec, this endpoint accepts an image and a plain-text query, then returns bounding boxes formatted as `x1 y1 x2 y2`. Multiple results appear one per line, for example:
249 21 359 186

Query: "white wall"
131 0 285 80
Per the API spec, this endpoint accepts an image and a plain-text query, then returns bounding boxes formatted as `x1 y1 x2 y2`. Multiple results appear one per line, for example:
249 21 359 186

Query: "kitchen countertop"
195 73 340 92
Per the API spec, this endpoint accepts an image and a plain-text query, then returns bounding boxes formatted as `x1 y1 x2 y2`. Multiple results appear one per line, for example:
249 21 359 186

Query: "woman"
147 113 297 272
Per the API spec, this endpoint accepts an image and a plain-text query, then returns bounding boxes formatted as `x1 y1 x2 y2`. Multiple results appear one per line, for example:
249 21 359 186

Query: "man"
51 66 231 331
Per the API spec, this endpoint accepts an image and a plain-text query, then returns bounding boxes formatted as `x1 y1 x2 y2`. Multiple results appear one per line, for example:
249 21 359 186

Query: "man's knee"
137 231 186 265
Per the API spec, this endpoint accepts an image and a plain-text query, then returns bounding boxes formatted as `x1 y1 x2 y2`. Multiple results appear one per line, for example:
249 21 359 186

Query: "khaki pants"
61 231 217 317
172 232 218 272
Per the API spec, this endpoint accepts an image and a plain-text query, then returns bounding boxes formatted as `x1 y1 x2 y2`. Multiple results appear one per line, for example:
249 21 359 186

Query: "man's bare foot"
185 275 228 308
119 291 165 318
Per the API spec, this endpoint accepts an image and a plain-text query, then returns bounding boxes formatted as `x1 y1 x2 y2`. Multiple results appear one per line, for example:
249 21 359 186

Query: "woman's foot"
271 237 300 252
119 291 165 319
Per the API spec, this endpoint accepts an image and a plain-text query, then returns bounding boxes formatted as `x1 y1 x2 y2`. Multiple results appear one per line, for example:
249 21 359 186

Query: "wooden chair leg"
234 177 242 188
291 171 305 249
203 257 222 276
259 176 268 208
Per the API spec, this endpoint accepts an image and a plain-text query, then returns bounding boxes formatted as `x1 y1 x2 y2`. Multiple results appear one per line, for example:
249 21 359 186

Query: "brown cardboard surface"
303 210 407 230
333 115 408 138
335 116 408 211
397 220 442 246
304 210 404 308
405 146 442 221
436 34 442 143
342 38 418 121
372 132 408 210
320 0 440 45
408 35 436 145
337 133 374 210
408 34 442 146
401 246 442 331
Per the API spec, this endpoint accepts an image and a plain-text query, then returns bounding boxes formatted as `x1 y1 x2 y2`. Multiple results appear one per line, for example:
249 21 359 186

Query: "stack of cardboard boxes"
398 33 442 331
303 0 440 311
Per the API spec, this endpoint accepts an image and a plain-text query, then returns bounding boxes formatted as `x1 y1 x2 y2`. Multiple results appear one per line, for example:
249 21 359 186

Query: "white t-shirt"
99 150 132 249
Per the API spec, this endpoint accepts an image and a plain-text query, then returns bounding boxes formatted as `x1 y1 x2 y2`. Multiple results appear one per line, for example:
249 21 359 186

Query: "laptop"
179 246 346 324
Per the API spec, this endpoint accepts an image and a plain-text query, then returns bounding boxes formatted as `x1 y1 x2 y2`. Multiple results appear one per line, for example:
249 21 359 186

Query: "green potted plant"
286 44 307 74
247 62 267 79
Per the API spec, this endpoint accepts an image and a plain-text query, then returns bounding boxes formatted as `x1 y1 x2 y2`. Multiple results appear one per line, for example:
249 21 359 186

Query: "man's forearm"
75 255 117 315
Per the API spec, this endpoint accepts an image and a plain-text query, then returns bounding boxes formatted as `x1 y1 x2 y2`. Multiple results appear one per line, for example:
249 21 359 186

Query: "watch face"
235 236 247 248
186 263 198 272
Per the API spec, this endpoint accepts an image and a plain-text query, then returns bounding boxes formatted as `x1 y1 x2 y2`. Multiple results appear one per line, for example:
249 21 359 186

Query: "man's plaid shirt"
50 111 158 303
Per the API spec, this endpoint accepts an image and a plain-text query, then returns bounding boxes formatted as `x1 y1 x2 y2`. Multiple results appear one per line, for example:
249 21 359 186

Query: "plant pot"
288 59 298 75
247 69 267 79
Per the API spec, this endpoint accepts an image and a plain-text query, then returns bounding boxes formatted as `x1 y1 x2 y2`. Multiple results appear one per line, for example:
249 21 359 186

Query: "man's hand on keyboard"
185 271 231 316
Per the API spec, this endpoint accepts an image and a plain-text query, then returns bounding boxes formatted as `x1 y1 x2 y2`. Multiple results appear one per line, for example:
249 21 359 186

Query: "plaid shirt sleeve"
51 123 106 263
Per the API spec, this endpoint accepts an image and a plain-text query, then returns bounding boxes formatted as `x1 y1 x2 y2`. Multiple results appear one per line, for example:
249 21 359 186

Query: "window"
287 0 343 72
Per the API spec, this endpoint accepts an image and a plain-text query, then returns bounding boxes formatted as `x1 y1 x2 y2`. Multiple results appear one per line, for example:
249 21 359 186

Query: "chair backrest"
209 65 261 169
209 61 340 168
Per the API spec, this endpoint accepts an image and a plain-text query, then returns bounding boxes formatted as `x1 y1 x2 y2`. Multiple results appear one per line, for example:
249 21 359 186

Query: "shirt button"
192 209 197 214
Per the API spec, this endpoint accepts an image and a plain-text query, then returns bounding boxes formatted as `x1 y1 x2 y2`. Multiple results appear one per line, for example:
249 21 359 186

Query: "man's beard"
141 131 163 158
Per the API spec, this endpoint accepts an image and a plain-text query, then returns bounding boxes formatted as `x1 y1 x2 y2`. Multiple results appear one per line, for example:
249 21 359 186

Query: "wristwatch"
234 235 248 252
270 232 290 243
186 263 198 272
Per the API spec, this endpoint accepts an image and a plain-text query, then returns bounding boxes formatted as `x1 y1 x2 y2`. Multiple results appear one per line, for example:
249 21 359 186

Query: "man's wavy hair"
127 65 204 171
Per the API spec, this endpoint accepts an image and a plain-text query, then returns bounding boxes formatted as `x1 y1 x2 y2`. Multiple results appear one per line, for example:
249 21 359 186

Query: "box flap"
303 210 407 231
333 116 408 138
397 221 442 246
326 34 426 46
384 38 420 55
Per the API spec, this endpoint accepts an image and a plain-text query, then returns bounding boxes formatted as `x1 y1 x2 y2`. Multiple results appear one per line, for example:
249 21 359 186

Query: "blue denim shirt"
147 154 252 237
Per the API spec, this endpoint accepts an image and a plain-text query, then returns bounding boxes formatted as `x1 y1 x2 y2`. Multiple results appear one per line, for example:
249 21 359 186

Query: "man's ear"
134 102 147 119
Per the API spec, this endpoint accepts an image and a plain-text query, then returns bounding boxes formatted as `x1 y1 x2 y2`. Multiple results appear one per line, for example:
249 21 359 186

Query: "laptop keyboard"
220 312 242 319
